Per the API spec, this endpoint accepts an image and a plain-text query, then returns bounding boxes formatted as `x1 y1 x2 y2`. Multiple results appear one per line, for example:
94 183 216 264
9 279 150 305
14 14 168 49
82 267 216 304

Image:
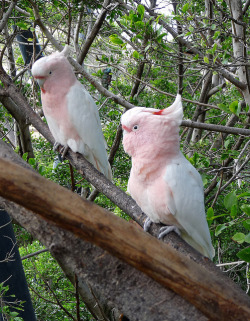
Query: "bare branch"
182 118 250 136
21 248 49 260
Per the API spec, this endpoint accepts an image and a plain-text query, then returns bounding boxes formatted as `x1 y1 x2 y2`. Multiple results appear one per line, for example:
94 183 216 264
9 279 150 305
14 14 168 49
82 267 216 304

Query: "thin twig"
21 248 49 260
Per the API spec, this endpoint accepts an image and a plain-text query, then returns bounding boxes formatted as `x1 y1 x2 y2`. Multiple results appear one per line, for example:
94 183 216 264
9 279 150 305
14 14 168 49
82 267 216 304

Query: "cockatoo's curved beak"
122 124 131 133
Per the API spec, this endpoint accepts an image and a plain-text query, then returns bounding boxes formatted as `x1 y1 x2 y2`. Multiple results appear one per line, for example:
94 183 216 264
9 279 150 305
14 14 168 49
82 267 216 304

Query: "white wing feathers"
66 82 112 180
164 153 214 259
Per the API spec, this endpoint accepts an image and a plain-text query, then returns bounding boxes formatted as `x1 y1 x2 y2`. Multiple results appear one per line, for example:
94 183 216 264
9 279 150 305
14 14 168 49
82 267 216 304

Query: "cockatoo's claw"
53 141 60 152
143 217 153 232
61 146 69 160
158 225 181 239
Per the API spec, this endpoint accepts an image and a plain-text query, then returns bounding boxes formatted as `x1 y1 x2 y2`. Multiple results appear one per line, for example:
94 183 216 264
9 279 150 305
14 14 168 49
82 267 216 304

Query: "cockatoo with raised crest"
32 46 112 180
121 95 214 259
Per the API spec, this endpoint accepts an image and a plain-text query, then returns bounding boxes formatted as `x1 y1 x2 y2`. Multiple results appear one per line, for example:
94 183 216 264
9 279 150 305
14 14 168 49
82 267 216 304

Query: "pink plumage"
31 46 112 180
121 95 214 259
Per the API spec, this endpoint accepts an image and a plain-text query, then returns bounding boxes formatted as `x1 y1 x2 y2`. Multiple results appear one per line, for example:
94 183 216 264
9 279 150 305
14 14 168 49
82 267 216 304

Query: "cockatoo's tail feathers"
61 45 70 57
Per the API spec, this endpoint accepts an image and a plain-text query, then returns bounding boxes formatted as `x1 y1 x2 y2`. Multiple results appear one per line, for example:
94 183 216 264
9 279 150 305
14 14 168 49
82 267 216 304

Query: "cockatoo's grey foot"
53 141 60 152
60 145 69 160
158 226 181 239
143 217 153 232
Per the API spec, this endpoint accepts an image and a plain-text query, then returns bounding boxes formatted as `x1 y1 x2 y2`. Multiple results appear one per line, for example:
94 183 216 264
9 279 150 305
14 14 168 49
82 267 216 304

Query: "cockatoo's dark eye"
133 125 139 131
49 71 52 74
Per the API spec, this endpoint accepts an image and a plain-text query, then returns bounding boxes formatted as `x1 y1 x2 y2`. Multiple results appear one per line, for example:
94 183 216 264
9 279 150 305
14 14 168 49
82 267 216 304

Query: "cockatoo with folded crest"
121 95 214 259
31 46 112 180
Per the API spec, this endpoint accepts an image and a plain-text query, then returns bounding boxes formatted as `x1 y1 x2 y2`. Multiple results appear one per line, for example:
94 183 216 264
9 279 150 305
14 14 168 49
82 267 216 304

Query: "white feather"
66 82 112 179
163 153 215 259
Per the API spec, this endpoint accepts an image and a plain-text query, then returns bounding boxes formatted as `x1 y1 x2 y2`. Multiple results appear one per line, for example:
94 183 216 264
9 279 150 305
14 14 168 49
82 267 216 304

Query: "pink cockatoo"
121 95 214 259
31 46 112 180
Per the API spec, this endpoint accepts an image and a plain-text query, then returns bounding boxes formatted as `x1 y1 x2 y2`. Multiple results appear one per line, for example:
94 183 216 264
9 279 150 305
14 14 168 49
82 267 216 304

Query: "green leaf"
157 33 167 42
155 14 163 24
207 207 214 226
204 56 209 64
211 24 216 30
230 204 238 218
201 174 208 186
241 204 250 216
218 103 231 113
237 192 250 198
207 207 214 219
22 152 28 161
132 50 140 59
182 3 189 13
212 43 217 54
224 139 231 149
39 166 45 175
224 191 238 211
135 21 144 28
28 158 36 165
215 224 227 236
229 101 240 116
109 35 124 45
16 21 28 30
213 30 220 39
213 55 218 64
237 247 250 262
245 233 250 243
232 232 245 244
243 219 250 230
137 4 145 17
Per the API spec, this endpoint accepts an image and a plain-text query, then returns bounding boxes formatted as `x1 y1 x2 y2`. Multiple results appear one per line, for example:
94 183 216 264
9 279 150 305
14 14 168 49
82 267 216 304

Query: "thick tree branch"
0 156 250 321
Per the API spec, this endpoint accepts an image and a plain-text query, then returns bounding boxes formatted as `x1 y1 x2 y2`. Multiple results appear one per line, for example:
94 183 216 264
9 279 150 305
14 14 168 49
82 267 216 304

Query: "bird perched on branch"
121 95 214 259
32 46 112 180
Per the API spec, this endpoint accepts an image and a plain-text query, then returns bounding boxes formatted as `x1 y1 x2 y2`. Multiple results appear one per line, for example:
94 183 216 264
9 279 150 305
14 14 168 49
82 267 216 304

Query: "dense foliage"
0 0 249 319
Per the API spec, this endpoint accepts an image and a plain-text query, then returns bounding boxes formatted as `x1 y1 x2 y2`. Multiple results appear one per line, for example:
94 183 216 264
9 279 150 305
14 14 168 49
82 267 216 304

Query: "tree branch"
181 119 250 136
